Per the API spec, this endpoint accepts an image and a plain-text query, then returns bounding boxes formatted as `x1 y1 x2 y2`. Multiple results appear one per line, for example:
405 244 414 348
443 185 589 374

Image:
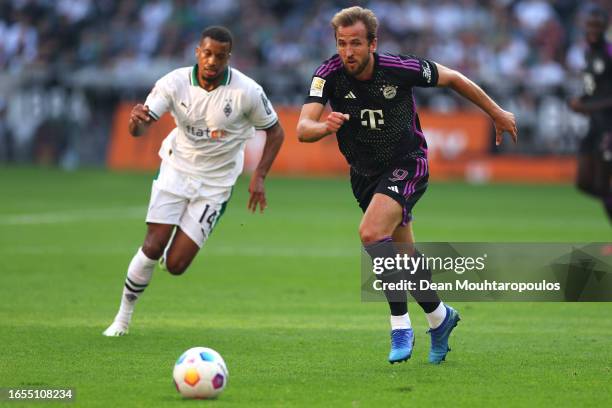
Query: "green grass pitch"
0 167 611 407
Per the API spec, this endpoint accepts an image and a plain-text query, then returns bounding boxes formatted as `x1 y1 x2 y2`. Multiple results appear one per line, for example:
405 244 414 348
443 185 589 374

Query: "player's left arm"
435 62 518 145
248 122 285 213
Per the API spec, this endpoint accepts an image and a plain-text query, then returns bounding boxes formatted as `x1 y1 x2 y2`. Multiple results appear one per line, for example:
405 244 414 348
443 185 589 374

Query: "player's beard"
344 54 370 77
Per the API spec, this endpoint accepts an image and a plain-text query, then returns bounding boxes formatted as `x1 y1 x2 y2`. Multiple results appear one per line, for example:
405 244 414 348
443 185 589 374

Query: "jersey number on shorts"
389 168 409 182
199 204 218 231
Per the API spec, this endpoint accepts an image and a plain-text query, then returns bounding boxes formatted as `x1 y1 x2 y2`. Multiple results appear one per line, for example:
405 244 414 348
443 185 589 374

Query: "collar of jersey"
190 65 231 89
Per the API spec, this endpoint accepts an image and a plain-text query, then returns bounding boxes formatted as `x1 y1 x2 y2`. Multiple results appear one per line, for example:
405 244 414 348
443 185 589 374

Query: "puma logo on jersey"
180 102 189 110
344 91 357 99
388 185 399 193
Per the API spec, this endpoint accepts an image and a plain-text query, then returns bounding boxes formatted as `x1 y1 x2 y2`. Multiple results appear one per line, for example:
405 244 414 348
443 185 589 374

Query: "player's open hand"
493 109 517 146
325 112 349 134
130 104 151 125
248 174 267 213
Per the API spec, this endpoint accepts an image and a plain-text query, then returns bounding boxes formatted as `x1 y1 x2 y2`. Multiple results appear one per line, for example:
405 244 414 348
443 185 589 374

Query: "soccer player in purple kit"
569 6 612 223
297 6 517 364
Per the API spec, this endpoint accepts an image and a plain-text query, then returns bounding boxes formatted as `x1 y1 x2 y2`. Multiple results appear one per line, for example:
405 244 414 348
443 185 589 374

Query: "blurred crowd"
0 0 610 164
1 0 610 92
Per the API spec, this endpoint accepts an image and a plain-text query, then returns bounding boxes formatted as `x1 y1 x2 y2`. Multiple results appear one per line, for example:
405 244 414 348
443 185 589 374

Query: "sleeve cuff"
255 118 279 130
148 110 161 121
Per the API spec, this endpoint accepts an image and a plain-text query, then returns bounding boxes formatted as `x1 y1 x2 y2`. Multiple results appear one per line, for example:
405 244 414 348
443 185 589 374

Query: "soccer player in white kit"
103 26 285 336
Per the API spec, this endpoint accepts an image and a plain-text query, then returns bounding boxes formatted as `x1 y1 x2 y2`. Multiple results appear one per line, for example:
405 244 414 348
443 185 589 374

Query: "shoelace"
427 321 450 348
391 329 410 348
428 331 443 348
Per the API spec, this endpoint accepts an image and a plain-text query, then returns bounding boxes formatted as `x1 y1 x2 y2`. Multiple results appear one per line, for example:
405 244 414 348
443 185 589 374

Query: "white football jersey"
144 65 278 186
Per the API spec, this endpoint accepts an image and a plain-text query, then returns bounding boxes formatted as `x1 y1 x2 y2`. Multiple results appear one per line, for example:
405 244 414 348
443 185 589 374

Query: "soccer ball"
173 347 229 399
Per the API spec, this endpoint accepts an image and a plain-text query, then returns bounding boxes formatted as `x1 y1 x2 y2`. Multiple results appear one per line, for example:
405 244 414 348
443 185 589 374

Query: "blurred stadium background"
0 0 610 184
2 3 612 405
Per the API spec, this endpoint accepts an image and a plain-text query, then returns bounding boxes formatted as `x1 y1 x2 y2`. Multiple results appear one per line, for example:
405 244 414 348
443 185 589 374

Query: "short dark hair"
200 26 233 51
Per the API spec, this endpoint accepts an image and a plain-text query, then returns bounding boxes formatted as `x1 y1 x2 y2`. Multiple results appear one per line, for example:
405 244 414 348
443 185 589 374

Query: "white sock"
114 247 156 325
390 312 411 330
426 302 447 329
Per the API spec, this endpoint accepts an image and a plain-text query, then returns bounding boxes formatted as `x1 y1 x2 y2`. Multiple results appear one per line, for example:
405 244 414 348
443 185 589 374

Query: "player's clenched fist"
130 104 152 125
325 112 349 133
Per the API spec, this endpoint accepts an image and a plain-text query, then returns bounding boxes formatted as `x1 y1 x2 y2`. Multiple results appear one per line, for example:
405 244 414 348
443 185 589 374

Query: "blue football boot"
428 305 460 364
388 328 415 364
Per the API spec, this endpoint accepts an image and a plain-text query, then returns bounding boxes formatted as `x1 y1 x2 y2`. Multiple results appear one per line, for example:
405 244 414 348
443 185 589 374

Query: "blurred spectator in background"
0 98 14 162
0 0 610 162
568 5 612 222
0 0 608 96
2 6 38 72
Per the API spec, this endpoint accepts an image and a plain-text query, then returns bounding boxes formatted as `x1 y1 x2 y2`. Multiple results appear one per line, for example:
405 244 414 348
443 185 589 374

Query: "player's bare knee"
359 223 388 244
167 266 187 276
165 258 189 276
141 239 165 260
166 263 187 276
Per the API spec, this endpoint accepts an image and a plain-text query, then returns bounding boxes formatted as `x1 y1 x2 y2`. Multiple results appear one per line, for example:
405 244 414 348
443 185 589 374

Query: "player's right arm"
297 103 348 143
297 58 349 143
128 104 153 137
129 74 173 137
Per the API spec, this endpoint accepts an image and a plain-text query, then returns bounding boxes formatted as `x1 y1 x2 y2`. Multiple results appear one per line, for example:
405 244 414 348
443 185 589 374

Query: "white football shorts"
145 160 233 247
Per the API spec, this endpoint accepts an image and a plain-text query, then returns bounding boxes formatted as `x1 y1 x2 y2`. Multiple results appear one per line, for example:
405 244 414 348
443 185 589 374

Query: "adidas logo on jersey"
344 91 356 99
388 185 399 193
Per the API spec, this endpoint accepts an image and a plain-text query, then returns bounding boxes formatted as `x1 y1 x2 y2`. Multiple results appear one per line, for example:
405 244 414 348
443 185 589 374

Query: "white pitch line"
0 206 147 225
210 245 356 258
0 244 357 258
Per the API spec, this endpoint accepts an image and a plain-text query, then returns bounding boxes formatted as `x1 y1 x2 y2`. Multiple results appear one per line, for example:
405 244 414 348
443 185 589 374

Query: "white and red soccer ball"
173 347 228 399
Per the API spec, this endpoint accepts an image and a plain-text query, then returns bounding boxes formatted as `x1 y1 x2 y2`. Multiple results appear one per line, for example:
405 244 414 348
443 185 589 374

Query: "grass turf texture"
0 167 611 407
